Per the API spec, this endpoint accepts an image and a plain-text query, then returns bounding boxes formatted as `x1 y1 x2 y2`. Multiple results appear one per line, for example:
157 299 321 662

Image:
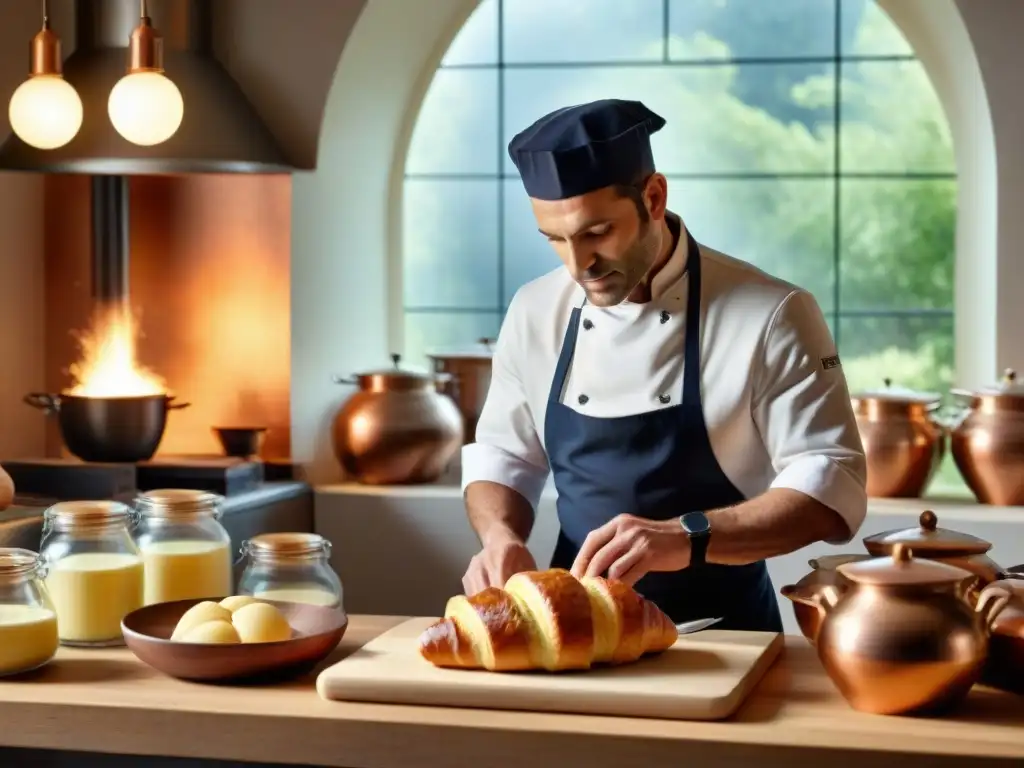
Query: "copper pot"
331 354 464 485
427 338 494 445
863 509 1007 586
979 578 1024 694
850 379 945 498
781 554 870 644
784 544 1010 715
950 368 1024 506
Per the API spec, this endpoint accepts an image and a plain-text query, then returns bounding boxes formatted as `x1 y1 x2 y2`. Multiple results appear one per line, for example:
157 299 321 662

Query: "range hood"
0 0 292 174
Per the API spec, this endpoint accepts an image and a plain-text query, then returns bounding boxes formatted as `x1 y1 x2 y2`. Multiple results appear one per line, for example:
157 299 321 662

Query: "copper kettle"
783 544 1010 716
850 378 945 498
862 509 1007 587
331 354 464 485
950 368 1024 506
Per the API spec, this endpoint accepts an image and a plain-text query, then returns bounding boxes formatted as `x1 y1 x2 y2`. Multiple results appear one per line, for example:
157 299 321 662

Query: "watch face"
682 512 711 535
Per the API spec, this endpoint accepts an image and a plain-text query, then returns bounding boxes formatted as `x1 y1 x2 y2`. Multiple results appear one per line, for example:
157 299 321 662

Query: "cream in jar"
134 489 233 604
0 548 59 676
238 533 343 609
40 501 144 647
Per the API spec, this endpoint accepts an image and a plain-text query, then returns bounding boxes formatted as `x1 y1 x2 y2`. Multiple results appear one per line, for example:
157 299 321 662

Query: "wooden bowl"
121 598 348 682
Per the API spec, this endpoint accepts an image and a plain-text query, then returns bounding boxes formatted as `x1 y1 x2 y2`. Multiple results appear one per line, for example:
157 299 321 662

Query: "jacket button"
578 394 589 405
582 318 594 330
660 311 670 324
659 394 671 404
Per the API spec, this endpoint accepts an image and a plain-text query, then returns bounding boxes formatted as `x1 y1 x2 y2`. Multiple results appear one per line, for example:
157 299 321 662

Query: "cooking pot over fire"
24 391 190 463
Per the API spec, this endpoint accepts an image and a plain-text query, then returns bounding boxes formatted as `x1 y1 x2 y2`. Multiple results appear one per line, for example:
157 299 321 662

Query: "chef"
459 98 867 632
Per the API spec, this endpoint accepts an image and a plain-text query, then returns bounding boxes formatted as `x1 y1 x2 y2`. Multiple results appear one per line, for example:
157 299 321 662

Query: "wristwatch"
679 511 711 567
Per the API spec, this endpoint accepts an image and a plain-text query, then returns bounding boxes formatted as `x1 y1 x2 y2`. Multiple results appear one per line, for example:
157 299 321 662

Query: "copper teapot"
850 378 945 498
950 368 1024 506
862 509 1007 587
784 544 1010 716
979 577 1024 694
781 554 869 644
331 354 464 484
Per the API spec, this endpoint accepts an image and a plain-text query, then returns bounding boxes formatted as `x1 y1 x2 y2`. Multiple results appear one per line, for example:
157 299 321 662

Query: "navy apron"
544 230 783 633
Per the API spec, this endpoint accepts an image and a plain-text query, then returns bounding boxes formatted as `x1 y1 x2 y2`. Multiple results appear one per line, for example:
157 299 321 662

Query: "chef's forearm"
704 488 848 565
465 481 535 546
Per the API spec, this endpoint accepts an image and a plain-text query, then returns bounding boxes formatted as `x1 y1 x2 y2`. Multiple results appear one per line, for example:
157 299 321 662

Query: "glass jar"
238 533 343 610
39 501 144 647
133 489 233 605
0 548 59 675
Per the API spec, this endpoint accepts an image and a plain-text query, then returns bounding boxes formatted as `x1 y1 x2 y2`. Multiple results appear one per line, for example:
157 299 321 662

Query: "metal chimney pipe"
91 175 130 305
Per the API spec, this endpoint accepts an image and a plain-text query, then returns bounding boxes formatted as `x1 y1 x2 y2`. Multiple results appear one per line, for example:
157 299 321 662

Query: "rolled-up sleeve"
461 295 550 509
751 290 867 543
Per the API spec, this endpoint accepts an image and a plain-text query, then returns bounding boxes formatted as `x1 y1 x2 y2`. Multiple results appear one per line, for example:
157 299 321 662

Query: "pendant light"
107 0 184 146
7 0 83 150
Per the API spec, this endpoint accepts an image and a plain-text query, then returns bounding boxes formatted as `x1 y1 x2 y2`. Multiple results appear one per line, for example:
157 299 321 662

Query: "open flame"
66 304 166 398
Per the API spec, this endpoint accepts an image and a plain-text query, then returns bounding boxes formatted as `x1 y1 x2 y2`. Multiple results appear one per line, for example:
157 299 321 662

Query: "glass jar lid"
838 543 973 586
863 510 992 557
850 377 941 404
245 532 331 561
135 488 223 518
0 547 44 576
43 500 133 530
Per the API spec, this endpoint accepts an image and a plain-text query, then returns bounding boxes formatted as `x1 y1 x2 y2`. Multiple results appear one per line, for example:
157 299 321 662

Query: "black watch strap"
679 511 711 567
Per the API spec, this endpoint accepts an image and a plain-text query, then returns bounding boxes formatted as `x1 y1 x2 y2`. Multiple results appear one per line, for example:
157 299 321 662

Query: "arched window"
403 0 957 476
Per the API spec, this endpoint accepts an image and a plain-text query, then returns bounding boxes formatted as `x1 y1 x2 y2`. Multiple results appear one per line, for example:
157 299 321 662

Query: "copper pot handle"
23 392 59 415
976 587 1012 630
332 374 358 385
167 398 191 410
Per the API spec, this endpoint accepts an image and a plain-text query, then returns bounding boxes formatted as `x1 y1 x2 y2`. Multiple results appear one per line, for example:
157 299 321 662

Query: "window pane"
503 65 835 175
502 180 561 307
669 0 836 60
442 0 498 66
674 179 835 312
841 0 912 57
503 0 664 64
404 311 503 369
406 70 499 175
840 60 954 173
402 180 500 308
837 314 954 395
839 179 956 311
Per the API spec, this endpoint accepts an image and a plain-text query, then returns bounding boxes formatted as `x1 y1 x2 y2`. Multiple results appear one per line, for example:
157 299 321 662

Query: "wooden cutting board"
316 617 783 720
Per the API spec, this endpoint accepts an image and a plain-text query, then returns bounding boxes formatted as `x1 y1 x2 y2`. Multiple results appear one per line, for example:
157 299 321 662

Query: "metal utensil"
675 617 722 634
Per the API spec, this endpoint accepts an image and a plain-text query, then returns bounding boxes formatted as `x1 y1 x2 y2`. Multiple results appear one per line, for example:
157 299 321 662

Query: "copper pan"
950 368 1024 506
850 379 945 498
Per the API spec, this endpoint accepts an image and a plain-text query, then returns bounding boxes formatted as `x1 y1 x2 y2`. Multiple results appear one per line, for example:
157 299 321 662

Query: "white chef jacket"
462 222 868 543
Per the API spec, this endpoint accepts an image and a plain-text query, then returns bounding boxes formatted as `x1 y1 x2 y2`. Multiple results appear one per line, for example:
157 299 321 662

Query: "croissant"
418 568 677 672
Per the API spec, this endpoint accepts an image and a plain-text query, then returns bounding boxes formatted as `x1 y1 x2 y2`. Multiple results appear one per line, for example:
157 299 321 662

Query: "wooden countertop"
0 616 1022 768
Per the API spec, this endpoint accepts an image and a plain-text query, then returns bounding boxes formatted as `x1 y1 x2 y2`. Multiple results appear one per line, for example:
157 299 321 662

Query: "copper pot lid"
427 338 495 361
863 510 992 557
851 377 941 404
950 369 1024 409
333 354 449 393
838 543 973 586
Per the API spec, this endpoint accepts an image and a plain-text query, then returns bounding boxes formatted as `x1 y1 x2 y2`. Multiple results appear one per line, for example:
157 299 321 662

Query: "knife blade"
675 616 722 635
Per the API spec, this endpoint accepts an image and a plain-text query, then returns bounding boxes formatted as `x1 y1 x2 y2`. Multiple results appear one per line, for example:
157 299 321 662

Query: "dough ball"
172 601 233 640
181 619 241 644
219 595 262 613
231 602 292 643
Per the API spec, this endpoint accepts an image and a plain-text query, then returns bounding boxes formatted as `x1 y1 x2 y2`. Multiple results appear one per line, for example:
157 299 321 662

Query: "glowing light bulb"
107 70 183 146
8 74 83 150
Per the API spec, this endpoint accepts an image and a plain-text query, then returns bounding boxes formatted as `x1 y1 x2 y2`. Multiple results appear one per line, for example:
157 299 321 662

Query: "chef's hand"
462 529 537 595
570 514 690 586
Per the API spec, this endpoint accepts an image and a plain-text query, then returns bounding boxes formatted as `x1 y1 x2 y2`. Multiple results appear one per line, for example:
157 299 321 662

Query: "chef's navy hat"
507 99 666 201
